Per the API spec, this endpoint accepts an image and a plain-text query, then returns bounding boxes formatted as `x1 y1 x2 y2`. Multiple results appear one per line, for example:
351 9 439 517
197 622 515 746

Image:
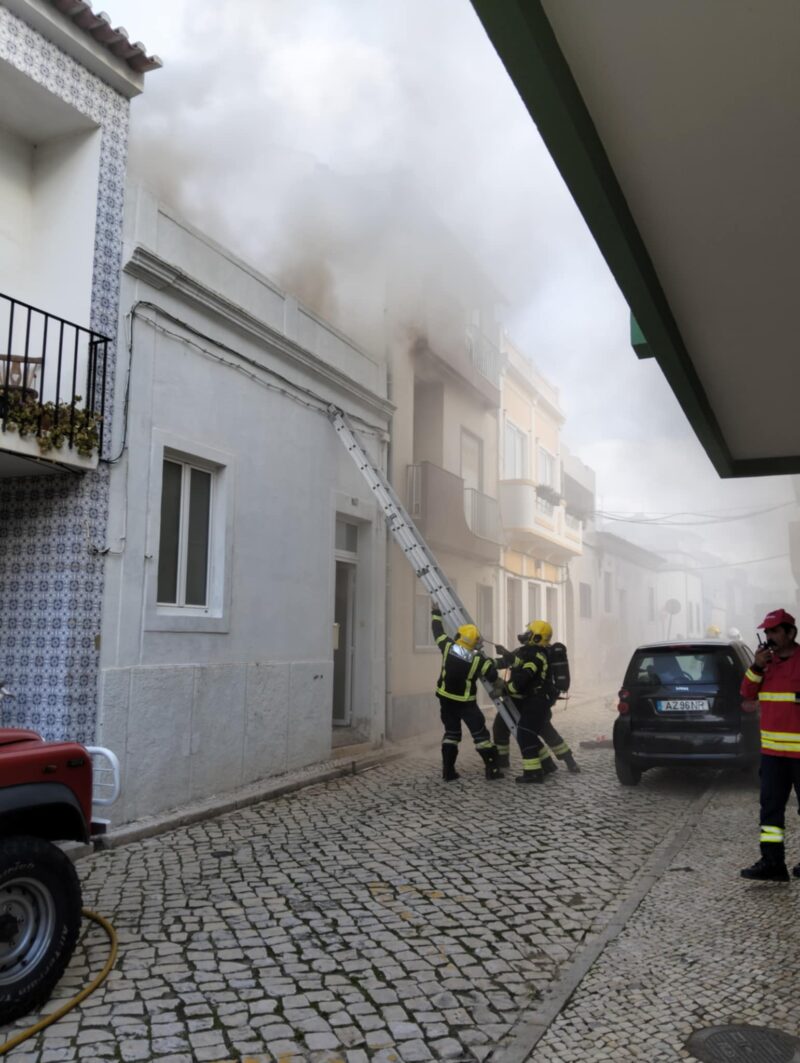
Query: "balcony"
413 317 504 408
498 480 583 561
407 462 503 563
0 293 108 477
465 326 503 389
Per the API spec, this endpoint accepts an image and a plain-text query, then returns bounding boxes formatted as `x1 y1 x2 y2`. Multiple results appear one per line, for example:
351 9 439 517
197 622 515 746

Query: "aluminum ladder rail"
328 405 519 735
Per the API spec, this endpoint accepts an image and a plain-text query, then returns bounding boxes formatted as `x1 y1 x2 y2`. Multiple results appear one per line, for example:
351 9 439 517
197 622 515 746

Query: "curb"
80 745 407 857
494 777 718 1062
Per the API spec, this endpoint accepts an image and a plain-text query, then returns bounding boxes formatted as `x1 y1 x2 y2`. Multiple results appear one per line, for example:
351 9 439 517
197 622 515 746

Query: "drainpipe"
384 312 393 745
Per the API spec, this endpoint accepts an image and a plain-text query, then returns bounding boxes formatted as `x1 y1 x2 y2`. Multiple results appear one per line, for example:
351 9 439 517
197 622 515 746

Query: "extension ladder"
329 405 519 734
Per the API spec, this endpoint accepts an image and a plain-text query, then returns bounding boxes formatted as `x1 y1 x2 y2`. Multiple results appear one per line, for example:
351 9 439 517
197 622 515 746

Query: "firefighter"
490 636 554 772
740 608 800 882
431 605 503 782
494 621 580 781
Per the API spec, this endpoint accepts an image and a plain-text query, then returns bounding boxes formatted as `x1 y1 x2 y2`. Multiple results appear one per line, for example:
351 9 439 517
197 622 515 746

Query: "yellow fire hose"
0 909 117 1057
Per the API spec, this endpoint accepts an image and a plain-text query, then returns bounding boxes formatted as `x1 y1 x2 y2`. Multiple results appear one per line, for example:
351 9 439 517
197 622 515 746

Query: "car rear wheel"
0 836 82 1024
615 755 642 786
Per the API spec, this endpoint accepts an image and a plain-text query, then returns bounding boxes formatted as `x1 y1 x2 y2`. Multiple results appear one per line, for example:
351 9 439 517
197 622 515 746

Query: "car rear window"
626 649 739 687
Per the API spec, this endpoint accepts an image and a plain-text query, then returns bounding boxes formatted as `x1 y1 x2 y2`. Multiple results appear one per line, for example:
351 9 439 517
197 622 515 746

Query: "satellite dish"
664 599 682 615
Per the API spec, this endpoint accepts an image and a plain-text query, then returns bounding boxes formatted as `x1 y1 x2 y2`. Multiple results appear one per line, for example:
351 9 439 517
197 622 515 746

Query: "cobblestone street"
2 695 799 1062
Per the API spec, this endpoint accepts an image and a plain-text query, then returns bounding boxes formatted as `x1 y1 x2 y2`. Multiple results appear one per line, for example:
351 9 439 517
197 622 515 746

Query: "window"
603 571 612 613
461 429 483 493
528 581 541 622
579 582 592 619
627 650 736 687
477 584 493 640
157 458 213 607
335 520 358 554
537 445 556 488
648 586 656 622
147 436 232 634
503 420 529 479
506 576 522 645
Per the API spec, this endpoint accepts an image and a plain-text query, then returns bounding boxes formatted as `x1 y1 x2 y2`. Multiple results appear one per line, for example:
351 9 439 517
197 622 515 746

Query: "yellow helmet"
527 620 552 645
456 624 481 650
706 624 721 638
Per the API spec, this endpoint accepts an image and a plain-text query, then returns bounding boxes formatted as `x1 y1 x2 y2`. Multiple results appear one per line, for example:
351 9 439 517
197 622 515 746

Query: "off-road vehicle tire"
615 755 642 786
0 836 82 1024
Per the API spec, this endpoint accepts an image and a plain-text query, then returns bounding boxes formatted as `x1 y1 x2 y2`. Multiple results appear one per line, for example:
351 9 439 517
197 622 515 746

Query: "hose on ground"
0 908 117 1057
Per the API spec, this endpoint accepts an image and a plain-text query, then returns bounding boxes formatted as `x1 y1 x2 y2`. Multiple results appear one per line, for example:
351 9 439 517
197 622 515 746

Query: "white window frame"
460 428 484 493
537 445 557 488
579 581 592 620
503 419 529 480
157 457 213 609
146 432 234 634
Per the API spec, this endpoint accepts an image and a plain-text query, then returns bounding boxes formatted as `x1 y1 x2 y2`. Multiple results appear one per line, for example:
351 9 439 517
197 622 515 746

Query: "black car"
613 639 759 785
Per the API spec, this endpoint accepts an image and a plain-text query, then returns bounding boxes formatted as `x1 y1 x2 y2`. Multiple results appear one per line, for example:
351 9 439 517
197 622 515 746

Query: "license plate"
657 699 710 713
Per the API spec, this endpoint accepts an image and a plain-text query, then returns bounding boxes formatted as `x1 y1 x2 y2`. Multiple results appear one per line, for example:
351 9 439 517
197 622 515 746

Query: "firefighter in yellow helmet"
431 603 504 781
494 619 580 782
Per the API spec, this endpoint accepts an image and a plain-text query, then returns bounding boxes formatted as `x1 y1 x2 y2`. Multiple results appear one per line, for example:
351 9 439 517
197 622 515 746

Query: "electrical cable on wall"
101 300 389 465
594 499 796 526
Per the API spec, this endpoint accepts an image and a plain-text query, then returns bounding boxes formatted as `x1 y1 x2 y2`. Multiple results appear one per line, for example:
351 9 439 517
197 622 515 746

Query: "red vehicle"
0 682 119 1023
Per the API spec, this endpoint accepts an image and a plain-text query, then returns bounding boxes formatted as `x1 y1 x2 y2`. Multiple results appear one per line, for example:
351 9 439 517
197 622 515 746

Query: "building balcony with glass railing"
407 462 503 563
498 478 583 560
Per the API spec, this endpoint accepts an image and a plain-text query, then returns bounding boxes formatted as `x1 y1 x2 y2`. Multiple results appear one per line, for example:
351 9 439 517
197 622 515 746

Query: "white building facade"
98 188 392 824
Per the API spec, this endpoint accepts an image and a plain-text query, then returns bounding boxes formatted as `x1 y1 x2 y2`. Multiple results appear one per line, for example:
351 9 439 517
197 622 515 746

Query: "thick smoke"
112 0 799 602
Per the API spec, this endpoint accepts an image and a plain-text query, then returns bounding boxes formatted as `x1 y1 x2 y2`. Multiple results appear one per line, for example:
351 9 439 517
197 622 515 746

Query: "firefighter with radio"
740 608 800 882
431 605 504 782
493 620 580 781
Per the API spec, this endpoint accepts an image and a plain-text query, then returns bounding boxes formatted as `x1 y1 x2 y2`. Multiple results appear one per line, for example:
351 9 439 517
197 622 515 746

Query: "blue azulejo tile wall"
0 7 130 743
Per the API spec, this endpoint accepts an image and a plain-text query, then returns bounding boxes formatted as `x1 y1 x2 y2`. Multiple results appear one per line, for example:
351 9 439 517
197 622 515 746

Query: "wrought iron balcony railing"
0 293 109 461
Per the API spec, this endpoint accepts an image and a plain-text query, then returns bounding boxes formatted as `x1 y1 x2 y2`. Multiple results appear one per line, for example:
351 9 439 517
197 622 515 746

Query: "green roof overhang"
469 0 800 479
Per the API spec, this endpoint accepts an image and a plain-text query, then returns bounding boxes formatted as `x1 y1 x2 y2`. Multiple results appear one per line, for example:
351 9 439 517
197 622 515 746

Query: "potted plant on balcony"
536 483 562 506
1 390 102 458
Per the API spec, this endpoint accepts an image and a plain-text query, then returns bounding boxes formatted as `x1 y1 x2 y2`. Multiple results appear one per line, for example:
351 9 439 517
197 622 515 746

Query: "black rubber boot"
442 744 460 782
740 857 789 881
541 756 558 775
478 746 504 780
793 863 800 879
496 751 511 769
515 769 545 784
741 845 789 881
563 752 581 774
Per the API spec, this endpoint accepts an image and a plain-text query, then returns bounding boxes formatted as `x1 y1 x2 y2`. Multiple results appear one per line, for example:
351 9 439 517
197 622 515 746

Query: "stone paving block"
15 700 788 1063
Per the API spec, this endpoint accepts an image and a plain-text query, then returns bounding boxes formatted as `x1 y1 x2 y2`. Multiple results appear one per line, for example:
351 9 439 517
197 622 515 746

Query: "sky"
108 0 797 589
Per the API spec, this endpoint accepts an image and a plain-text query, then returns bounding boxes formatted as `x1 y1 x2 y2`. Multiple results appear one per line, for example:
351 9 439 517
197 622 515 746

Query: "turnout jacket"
741 645 800 758
431 611 497 702
505 643 549 702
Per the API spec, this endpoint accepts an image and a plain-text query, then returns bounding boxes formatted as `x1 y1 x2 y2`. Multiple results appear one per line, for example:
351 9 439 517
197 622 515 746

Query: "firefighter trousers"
759 752 800 861
438 696 493 750
493 700 572 765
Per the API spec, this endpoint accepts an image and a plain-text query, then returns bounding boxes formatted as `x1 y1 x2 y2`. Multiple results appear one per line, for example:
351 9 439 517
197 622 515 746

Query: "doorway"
333 559 356 726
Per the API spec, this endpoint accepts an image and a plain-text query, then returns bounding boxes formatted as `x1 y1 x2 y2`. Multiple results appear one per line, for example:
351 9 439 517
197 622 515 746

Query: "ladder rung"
326 407 518 734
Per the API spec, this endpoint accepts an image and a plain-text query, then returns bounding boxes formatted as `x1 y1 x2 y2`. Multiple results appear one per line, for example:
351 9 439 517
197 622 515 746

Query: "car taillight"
617 689 630 714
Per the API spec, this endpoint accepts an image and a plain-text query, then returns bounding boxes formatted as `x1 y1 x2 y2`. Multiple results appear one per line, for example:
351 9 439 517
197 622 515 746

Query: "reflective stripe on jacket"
431 611 497 702
740 647 800 758
507 644 549 701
